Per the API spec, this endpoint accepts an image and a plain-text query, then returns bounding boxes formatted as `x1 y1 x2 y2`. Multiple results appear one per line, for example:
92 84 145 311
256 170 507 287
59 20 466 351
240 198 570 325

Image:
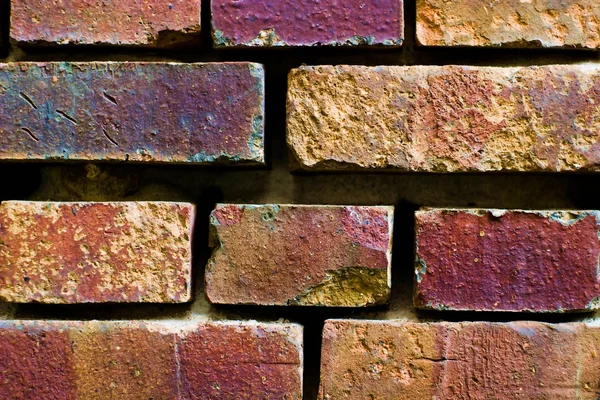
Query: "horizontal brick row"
10 0 599 49
206 204 393 306
415 209 600 312
287 64 600 172
320 320 600 399
417 0 600 49
0 320 303 399
3 202 600 312
10 0 202 47
211 0 404 47
0 201 194 304
0 62 264 165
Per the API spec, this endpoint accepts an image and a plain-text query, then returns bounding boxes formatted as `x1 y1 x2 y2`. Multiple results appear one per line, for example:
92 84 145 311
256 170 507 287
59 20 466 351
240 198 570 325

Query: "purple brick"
0 62 264 165
211 0 403 47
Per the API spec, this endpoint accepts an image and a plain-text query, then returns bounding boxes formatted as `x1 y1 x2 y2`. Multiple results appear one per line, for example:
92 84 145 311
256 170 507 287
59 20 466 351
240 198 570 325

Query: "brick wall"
1 1 600 399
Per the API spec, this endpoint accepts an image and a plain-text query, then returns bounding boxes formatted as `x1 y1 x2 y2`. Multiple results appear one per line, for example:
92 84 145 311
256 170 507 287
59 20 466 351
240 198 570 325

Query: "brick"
414 209 600 312
287 64 600 172
0 320 303 400
178 322 303 399
0 201 195 304
417 0 600 49
320 320 600 399
206 204 393 306
10 0 201 48
0 62 264 165
212 0 403 47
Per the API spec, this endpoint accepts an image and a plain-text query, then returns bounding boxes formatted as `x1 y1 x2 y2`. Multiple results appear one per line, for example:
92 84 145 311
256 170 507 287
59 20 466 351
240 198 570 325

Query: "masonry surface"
1 0 600 399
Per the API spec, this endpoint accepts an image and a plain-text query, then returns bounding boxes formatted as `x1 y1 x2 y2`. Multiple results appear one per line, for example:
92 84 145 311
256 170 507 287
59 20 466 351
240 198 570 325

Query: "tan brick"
11 0 201 47
287 64 600 172
0 201 194 303
206 204 393 306
320 320 600 399
417 0 600 49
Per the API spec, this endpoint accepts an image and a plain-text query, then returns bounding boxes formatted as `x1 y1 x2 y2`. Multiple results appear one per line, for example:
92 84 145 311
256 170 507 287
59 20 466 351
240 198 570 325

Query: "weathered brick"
0 320 303 400
415 209 600 312
0 201 194 303
0 62 264 165
287 64 600 172
320 320 600 399
11 0 201 48
206 204 393 306
417 0 600 49
178 322 303 399
212 0 403 47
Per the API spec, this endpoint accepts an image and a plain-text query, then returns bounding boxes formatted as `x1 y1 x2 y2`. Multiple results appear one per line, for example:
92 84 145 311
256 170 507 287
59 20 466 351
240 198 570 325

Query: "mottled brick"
0 62 264 165
414 209 600 312
178 322 303 399
212 0 403 47
206 204 393 306
71 322 179 399
417 0 600 49
320 320 600 399
0 201 195 303
11 0 201 48
287 64 600 172
0 320 303 399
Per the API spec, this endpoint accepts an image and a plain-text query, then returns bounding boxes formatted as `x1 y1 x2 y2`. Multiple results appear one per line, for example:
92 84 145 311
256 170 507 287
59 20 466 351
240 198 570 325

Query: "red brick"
212 0 403 47
0 201 194 304
178 322 303 399
10 0 201 48
0 321 76 400
287 64 600 172
320 320 600 399
0 320 303 399
417 0 600 49
0 62 264 165
415 209 600 312
205 204 393 306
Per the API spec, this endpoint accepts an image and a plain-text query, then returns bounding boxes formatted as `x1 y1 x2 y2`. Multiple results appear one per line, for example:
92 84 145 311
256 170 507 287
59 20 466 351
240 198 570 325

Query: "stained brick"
205 204 393 306
414 209 600 312
0 201 195 304
287 64 600 172
212 0 403 47
0 62 264 165
320 320 600 399
178 322 303 399
10 0 201 48
417 0 600 49
0 320 302 399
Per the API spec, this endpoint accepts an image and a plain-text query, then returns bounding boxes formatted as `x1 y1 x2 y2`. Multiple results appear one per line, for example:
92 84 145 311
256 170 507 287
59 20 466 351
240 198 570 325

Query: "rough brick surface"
0 320 303 400
320 320 600 399
287 64 600 172
0 62 264 165
178 322 303 399
414 209 600 312
417 0 600 49
212 0 403 47
11 0 201 47
206 204 393 306
0 201 194 304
